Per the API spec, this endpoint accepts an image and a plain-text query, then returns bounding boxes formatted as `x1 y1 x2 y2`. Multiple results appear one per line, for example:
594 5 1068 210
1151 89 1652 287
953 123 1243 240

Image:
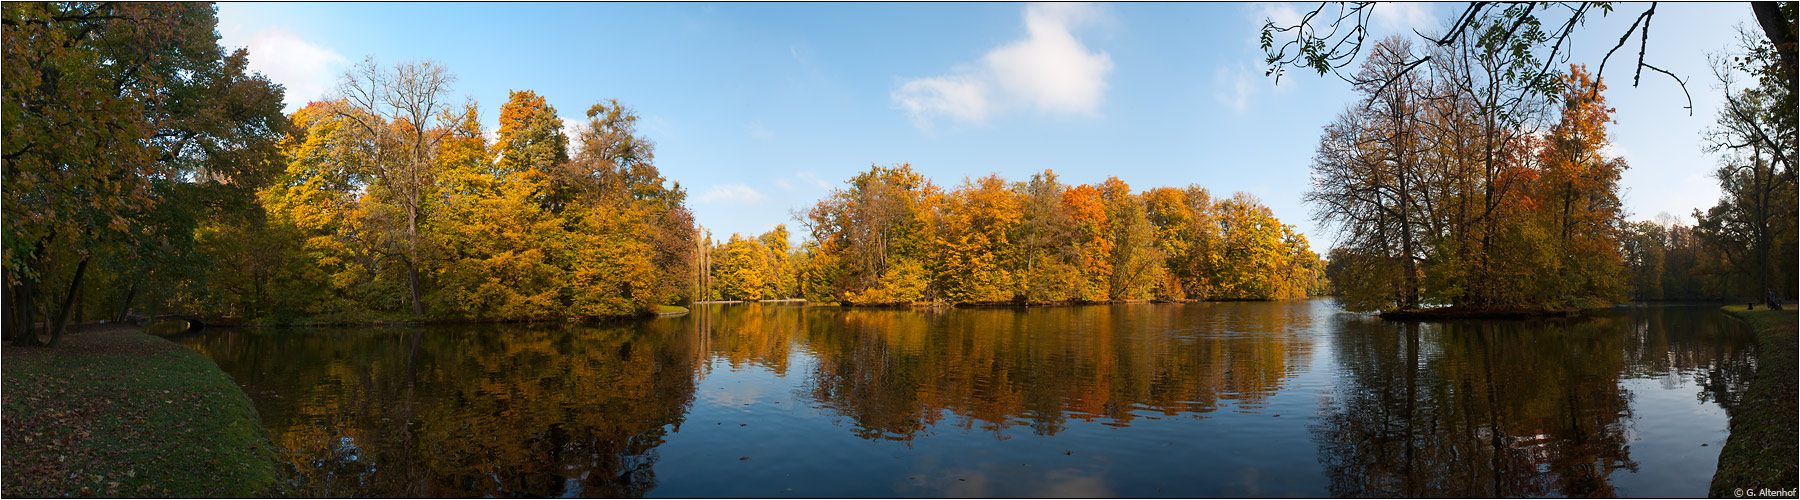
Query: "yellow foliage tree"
934 175 1024 303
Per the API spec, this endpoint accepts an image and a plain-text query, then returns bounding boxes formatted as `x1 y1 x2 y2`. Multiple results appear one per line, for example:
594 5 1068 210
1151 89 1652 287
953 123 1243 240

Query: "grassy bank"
1710 306 1798 498
2 326 277 497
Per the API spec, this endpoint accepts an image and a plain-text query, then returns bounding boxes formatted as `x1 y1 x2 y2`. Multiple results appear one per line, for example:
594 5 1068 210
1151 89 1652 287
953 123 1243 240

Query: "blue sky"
217 2 1757 253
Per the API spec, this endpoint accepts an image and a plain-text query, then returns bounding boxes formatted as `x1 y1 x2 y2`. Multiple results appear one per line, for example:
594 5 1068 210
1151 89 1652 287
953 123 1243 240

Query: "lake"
178 301 1757 497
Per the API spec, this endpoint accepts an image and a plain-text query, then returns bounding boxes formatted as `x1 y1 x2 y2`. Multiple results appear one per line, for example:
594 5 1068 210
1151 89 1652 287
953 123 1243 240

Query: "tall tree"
494 90 568 178
715 234 766 301
758 225 796 299
333 58 458 316
1098 177 1164 301
1696 25 1799 301
804 164 936 303
1536 65 1628 303
1013 170 1082 303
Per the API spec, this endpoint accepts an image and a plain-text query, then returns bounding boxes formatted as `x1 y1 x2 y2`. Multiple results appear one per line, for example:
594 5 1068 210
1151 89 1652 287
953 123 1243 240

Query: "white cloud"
773 171 830 192
697 184 767 204
1252 3 1437 48
894 73 993 128
1256 3 1303 30
986 3 1113 115
893 3 1113 131
795 171 831 189
1214 64 1260 114
1369 2 1436 34
240 27 345 111
563 118 587 156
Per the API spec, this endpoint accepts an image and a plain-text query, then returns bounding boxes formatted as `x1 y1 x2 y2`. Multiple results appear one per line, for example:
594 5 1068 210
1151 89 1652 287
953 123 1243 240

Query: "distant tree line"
701 165 1327 305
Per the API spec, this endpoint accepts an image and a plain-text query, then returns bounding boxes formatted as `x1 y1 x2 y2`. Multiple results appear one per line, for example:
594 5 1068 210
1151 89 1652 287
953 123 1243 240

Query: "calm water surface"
178 301 1757 497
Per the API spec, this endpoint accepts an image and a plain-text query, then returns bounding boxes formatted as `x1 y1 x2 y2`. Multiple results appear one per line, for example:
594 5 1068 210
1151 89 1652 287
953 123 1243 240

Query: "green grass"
653 305 690 315
1710 306 1798 498
2 326 278 497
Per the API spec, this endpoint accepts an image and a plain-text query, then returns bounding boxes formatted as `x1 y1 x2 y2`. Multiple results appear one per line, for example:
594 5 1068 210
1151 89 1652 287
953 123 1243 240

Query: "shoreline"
157 299 1324 330
1377 305 1594 321
1709 305 1799 497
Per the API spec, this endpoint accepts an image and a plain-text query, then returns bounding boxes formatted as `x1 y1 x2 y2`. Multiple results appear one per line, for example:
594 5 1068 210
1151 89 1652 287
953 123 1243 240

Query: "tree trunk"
11 276 41 346
47 255 91 348
406 205 424 317
407 260 424 317
71 281 83 333
2 278 12 343
4 278 23 345
116 279 138 322
1752 2 1797 96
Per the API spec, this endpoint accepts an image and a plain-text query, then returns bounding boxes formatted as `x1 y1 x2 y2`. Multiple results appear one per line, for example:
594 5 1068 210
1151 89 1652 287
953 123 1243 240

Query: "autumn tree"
333 58 458 316
1535 65 1628 304
425 102 565 319
1145 186 1219 300
804 164 937 304
558 99 698 312
1060 183 1114 302
258 102 398 315
1306 37 1430 311
1307 40 1629 311
1212 193 1314 300
494 90 569 178
934 175 1024 303
758 225 797 299
1013 170 1083 303
715 234 766 301
1098 178 1165 301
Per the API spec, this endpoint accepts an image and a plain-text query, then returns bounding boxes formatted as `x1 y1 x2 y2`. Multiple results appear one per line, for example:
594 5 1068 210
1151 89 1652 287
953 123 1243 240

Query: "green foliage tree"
4 2 285 344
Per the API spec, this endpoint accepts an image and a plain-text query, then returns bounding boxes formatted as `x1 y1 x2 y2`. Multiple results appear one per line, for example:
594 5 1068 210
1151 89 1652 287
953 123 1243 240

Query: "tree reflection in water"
786 303 1316 440
1310 307 1755 497
186 322 700 497
180 302 1754 497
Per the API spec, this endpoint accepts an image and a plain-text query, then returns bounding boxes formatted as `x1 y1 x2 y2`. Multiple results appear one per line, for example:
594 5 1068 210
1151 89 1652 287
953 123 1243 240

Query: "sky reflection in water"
179 301 1755 497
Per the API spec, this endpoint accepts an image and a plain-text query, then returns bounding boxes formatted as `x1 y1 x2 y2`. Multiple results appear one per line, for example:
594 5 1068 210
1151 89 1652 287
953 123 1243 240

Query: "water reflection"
788 303 1317 440
186 323 700 497
179 302 1755 497
1311 308 1755 497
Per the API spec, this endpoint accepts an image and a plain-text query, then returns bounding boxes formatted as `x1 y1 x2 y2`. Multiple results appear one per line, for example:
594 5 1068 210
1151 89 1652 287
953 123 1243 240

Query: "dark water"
178 301 1757 497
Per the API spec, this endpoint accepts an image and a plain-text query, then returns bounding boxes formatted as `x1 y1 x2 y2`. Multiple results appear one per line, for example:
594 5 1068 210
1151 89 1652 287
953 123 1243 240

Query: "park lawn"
1 325 277 498
1710 306 1798 498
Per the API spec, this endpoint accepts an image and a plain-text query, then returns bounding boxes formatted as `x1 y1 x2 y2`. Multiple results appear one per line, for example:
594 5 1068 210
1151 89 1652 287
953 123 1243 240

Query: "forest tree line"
1307 26 1794 313
5 4 1790 345
699 166 1327 305
2 3 1322 340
